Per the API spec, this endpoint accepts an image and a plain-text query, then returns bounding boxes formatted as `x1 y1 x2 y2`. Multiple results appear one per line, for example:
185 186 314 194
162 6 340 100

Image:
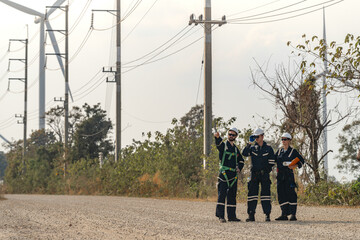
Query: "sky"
0 0 359 181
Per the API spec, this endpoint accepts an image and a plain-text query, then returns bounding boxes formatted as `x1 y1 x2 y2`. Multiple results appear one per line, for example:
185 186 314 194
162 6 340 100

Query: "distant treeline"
2 104 360 206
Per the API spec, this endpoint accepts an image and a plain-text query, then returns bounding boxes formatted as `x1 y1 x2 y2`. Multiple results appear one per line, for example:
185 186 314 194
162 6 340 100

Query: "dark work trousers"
216 178 238 219
277 171 297 216
247 171 271 215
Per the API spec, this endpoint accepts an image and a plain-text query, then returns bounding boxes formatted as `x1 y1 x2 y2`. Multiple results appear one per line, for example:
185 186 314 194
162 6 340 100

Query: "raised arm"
214 132 225 152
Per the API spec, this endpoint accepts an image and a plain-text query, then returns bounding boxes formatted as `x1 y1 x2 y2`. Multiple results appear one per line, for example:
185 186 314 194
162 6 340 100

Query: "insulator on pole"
91 12 94 29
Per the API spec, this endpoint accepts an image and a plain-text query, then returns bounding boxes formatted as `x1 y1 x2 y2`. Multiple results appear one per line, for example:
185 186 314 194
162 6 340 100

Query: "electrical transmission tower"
8 38 28 160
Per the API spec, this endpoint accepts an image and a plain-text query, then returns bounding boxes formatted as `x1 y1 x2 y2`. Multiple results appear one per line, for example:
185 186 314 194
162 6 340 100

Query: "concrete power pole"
46 5 69 175
64 4 69 162
115 0 121 162
92 0 121 162
322 7 328 179
9 38 28 159
189 0 226 169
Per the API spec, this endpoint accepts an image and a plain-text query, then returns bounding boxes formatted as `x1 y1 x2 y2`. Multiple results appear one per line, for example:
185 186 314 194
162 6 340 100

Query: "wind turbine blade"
0 133 12 146
0 0 43 17
45 21 65 77
47 0 66 16
68 83 74 102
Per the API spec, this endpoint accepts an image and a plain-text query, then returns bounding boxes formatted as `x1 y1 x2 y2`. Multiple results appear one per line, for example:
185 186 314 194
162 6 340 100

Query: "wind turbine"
0 0 66 130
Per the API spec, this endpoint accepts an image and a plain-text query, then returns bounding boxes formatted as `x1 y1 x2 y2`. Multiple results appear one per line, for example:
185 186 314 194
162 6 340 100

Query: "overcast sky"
0 0 359 181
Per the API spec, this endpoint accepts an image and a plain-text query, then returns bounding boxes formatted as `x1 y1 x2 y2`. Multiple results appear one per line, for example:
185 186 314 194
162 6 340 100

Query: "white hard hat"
228 127 239 135
281 132 292 139
253 128 264 136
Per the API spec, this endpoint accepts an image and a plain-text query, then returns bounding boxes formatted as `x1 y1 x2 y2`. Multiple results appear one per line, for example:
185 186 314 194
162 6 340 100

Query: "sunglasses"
281 138 290 141
228 133 237 137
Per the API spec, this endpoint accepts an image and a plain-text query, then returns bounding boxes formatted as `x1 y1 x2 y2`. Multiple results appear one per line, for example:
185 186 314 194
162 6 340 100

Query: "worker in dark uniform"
275 133 305 221
242 128 275 222
214 127 245 223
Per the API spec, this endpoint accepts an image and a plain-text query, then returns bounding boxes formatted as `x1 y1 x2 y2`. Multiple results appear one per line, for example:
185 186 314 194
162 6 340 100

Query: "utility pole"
46 5 69 175
92 0 122 162
322 7 328 179
189 0 226 169
64 4 69 162
8 38 28 160
115 0 121 162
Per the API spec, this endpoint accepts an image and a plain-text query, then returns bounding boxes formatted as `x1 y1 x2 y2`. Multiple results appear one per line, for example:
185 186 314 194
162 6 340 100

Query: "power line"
123 36 203 74
46 28 93 71
122 0 142 21
123 0 137 18
228 0 307 21
0 51 8 64
122 25 190 65
73 75 106 102
7 75 39 94
72 69 104 95
196 49 205 105
228 0 343 24
48 0 93 45
228 0 339 22
8 52 39 73
92 0 143 32
228 0 282 18
0 70 8 84
122 0 159 43
121 26 220 74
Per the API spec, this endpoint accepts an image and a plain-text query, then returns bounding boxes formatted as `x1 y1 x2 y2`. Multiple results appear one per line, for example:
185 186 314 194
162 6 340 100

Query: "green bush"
300 178 360 206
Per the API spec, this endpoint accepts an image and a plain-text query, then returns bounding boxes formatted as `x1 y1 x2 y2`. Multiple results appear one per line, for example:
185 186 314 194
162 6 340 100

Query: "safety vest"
219 140 238 188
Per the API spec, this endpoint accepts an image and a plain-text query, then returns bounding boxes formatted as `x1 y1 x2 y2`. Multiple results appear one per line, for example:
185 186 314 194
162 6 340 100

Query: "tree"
0 151 6 180
46 106 82 144
71 103 113 161
251 62 350 183
288 34 360 94
337 120 360 173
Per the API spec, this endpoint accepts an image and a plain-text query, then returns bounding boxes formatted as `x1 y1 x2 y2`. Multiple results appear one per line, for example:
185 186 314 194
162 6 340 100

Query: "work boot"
289 214 297 221
228 217 241 222
246 213 255 222
219 217 226 223
275 215 288 221
265 214 270 222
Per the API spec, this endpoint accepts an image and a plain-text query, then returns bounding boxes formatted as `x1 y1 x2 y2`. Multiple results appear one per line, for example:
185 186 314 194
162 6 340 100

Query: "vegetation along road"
1 194 360 239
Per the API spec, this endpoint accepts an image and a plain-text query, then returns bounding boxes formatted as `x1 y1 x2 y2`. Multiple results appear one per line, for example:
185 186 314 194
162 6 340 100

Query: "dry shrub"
0 184 6 200
137 171 164 197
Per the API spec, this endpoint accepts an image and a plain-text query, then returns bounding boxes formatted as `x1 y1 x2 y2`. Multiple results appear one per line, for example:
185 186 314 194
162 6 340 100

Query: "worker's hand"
214 132 220 138
288 164 297 170
236 167 240 174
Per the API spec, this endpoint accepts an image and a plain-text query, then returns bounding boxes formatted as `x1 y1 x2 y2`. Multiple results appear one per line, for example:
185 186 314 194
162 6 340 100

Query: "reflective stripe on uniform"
289 202 297 205
227 204 236 208
217 202 225 206
288 148 294 158
261 196 271 201
280 201 289 206
261 196 271 199
247 196 258 202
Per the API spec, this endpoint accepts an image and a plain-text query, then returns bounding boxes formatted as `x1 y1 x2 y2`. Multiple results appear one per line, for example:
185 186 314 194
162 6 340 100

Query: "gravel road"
0 194 359 240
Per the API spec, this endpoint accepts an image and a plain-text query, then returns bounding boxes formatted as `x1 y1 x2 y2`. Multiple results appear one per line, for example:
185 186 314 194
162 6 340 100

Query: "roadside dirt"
0 194 359 239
